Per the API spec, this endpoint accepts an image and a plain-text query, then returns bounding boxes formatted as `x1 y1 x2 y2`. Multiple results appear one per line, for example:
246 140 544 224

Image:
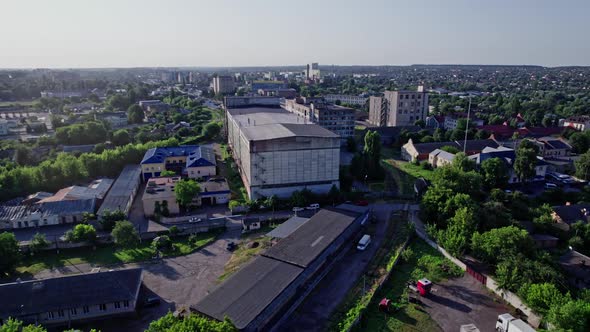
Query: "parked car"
189 217 202 223
292 207 304 212
306 203 320 210
357 234 371 251
544 183 558 190
144 297 161 308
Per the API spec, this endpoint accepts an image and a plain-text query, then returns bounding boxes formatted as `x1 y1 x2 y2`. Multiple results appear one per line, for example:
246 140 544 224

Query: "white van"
357 234 371 251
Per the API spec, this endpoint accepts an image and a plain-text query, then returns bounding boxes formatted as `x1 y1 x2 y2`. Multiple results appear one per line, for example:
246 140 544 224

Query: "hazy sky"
1 0 589 68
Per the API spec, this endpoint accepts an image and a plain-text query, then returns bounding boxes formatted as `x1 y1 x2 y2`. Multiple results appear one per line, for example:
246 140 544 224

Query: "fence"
414 227 542 328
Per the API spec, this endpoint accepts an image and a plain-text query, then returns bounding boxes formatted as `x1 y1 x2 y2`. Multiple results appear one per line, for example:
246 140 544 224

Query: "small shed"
242 217 261 232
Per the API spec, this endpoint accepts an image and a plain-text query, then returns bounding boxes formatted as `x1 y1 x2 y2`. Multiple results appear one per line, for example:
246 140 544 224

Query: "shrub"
401 247 414 263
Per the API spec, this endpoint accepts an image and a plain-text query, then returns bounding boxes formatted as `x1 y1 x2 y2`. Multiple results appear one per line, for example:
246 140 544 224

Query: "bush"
111 221 140 248
30 233 50 254
152 235 172 251
65 224 97 243
401 247 414 263
169 226 180 237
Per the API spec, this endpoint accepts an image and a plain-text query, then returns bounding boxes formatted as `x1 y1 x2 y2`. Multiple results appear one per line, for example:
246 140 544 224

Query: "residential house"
401 138 499 162
470 146 548 183
530 137 572 158
561 115 590 132
531 234 559 249
425 115 445 129
428 149 455 168
443 113 484 131
551 203 590 231
0 269 142 326
559 250 590 289
95 112 128 127
140 145 216 181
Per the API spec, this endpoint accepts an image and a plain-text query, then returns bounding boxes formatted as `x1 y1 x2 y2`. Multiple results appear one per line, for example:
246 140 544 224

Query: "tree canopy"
175 179 201 209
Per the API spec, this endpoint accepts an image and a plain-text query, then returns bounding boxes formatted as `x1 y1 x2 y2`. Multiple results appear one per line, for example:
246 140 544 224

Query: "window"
70 308 77 316
123 300 129 307
99 304 107 311
114 302 121 309
83 306 89 314
47 312 55 320
58 309 64 317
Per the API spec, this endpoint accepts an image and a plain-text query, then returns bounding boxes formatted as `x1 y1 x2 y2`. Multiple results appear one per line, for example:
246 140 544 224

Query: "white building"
368 87 429 127
561 116 590 132
226 105 340 199
324 94 368 106
213 76 235 94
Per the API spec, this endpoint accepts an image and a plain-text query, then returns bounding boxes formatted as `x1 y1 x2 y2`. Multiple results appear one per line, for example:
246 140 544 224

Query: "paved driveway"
277 204 393 332
422 275 512 332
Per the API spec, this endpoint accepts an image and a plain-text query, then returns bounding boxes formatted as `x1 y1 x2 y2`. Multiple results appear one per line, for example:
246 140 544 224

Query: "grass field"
218 236 272 282
354 239 463 332
16 231 220 276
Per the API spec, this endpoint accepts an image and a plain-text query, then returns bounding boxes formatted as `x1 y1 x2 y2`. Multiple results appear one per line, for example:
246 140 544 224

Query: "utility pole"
463 96 472 154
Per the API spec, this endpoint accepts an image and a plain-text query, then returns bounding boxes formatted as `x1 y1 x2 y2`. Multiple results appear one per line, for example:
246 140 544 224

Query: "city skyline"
1 0 589 68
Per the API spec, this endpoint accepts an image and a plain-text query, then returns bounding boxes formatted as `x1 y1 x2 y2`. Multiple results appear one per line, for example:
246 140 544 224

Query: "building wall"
213 76 234 94
0 122 8 135
401 141 419 161
141 163 164 181
142 196 180 217
368 96 384 126
187 166 216 179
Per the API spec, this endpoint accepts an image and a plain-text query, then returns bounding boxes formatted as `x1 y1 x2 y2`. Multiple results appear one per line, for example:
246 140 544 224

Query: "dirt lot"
421 275 511 332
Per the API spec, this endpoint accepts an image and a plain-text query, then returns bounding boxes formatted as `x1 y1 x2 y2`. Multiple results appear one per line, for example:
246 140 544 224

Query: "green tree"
440 145 460 154
547 299 590 332
452 152 476 172
152 235 172 251
471 226 532 263
202 122 221 139
159 170 176 177
127 104 144 124
575 150 590 180
99 209 126 231
0 232 20 275
436 207 476 256
29 233 50 254
519 283 565 316
111 220 140 248
569 132 590 154
65 224 97 243
290 190 308 207
514 147 537 183
481 157 509 189
0 317 48 332
146 312 236 332
112 129 131 146
175 179 201 209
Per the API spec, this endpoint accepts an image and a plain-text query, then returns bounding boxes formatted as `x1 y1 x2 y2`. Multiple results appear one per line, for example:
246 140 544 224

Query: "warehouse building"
0 268 143 327
97 165 142 219
193 207 368 331
225 101 340 200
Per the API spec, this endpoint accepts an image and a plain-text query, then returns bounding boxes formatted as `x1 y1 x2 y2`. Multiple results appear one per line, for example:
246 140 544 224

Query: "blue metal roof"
141 145 216 168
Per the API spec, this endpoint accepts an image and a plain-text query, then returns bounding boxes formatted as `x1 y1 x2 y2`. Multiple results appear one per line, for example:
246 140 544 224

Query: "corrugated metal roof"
97 165 141 216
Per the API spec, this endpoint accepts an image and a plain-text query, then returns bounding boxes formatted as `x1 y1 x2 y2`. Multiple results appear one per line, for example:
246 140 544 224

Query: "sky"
1 0 589 68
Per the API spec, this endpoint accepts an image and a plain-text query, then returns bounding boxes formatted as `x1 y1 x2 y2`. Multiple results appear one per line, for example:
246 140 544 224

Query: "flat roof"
193 256 303 330
240 123 338 141
263 208 359 268
97 165 141 215
228 107 303 127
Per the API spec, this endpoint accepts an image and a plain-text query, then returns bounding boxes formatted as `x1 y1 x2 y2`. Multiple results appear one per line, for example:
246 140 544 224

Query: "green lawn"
0 100 37 107
16 231 220 276
218 236 272 282
354 239 463 332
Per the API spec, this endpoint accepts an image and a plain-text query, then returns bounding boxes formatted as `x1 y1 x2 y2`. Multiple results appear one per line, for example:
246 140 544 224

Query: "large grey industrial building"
225 98 340 200
193 207 368 331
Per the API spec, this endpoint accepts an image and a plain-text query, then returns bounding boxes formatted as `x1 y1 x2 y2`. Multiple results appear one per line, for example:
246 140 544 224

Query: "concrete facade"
283 97 355 140
324 94 368 106
226 106 340 200
213 75 235 94
369 87 428 127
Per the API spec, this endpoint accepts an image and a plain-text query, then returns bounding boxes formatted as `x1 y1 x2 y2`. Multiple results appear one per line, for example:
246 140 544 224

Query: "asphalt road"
277 204 394 332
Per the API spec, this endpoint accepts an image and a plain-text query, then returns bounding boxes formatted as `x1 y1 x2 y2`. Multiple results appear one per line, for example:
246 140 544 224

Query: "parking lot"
421 275 512 332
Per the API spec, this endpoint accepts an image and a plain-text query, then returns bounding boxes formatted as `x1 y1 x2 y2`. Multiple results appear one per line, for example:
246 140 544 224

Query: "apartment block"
283 97 355 140
213 75 235 94
369 87 428 127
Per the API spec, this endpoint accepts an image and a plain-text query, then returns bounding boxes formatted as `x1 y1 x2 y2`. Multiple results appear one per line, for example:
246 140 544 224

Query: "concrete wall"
187 165 216 179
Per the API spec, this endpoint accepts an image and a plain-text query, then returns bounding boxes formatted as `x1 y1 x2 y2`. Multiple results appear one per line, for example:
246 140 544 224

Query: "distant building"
38 179 113 203
425 115 445 129
428 149 456 168
561 115 590 132
251 80 288 91
551 203 590 231
0 119 9 135
0 268 142 327
323 94 368 106
530 137 572 158
559 250 590 289
40 91 83 98
283 97 355 140
212 75 235 94
140 145 216 181
469 146 548 183
305 62 320 81
95 112 128 127
257 88 297 98
369 87 428 127
443 113 484 131
225 102 340 199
